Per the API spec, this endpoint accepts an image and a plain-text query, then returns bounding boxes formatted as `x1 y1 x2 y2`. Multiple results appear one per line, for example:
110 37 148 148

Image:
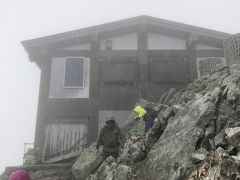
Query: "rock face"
72 144 104 179
138 65 240 180
120 135 146 163
188 148 240 180
87 157 131 180
72 64 240 180
141 89 218 180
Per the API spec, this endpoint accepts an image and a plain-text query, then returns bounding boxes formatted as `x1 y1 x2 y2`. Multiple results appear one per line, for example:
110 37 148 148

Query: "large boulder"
88 157 131 180
72 144 104 180
140 88 220 180
120 135 146 163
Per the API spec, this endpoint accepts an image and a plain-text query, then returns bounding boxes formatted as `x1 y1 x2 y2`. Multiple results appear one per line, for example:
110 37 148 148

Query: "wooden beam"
186 34 198 82
137 23 149 98
34 59 51 152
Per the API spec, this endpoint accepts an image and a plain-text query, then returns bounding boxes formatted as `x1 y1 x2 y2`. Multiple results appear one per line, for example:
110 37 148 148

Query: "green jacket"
96 125 124 152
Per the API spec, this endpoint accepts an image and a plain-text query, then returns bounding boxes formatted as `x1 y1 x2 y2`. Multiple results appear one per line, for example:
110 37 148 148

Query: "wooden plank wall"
43 122 88 160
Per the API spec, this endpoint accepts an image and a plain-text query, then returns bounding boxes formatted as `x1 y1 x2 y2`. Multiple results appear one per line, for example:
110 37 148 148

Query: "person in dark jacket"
96 116 123 160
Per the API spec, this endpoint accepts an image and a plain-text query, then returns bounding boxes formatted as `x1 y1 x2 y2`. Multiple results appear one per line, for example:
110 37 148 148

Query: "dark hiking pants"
144 115 155 133
101 149 119 160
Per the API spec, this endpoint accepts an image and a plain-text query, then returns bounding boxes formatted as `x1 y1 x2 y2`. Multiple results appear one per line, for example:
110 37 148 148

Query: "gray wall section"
98 111 131 133
49 57 90 98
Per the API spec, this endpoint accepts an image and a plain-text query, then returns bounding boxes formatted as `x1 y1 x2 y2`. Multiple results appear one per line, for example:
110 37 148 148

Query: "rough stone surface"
191 148 209 163
72 144 104 179
87 157 131 180
141 88 220 180
120 135 145 163
188 148 240 180
225 127 240 147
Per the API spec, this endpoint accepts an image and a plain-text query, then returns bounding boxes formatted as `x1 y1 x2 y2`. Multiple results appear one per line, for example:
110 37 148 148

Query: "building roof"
22 15 231 49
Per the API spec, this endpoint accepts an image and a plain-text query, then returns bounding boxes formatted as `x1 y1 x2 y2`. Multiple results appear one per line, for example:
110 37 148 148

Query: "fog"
0 0 240 174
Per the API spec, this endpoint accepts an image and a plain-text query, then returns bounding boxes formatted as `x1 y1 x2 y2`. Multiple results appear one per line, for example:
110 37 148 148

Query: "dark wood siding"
149 58 188 83
148 50 188 83
100 57 138 83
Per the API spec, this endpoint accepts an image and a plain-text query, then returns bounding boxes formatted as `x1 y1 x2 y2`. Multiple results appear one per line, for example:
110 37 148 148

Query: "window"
64 57 85 88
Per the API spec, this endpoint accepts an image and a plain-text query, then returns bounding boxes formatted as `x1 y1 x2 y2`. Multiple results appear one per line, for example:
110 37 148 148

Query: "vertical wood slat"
66 124 69 152
42 125 50 158
43 120 88 160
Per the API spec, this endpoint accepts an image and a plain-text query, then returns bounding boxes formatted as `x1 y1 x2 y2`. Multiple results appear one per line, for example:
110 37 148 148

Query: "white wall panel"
49 57 90 98
147 33 186 50
100 33 137 50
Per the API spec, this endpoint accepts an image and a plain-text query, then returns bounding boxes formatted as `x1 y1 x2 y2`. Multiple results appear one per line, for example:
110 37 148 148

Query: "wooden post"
34 59 51 154
87 33 100 145
137 23 149 98
187 33 198 82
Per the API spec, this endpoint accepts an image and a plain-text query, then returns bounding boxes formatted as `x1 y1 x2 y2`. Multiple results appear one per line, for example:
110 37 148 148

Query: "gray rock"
188 147 240 180
145 118 163 153
88 158 131 180
227 81 240 106
232 155 240 165
141 88 220 180
72 144 104 179
230 64 240 76
213 62 228 73
191 148 209 163
225 127 240 147
214 129 228 148
42 169 58 177
120 136 145 163
114 164 131 180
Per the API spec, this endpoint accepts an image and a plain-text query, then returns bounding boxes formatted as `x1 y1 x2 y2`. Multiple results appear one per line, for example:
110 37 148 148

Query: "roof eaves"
22 15 231 50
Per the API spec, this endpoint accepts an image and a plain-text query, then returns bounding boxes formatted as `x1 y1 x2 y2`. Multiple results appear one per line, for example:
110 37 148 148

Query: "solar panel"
64 58 85 88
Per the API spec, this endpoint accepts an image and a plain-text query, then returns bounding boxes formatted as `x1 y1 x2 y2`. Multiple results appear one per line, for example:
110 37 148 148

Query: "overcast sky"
0 0 240 174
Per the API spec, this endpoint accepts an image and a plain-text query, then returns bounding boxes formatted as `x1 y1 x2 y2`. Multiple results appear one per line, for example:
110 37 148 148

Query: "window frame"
63 57 86 89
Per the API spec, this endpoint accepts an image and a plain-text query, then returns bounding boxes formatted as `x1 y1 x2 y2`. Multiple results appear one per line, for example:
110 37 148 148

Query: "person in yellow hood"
133 105 147 120
133 105 159 133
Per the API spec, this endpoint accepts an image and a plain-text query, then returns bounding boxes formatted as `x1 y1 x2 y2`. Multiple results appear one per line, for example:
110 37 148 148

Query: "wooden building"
22 15 230 162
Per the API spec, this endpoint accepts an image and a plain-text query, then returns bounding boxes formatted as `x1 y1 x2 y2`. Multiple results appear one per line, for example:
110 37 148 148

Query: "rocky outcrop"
72 144 104 179
87 157 131 180
141 88 218 180
139 65 240 180
188 148 240 180
71 64 240 180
